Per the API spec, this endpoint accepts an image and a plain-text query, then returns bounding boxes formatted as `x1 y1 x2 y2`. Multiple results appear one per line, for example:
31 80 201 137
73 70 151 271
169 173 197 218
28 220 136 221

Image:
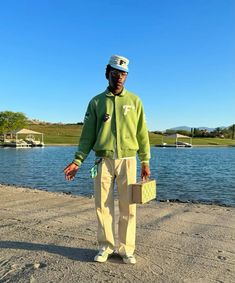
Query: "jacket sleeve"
73 100 97 166
136 99 151 163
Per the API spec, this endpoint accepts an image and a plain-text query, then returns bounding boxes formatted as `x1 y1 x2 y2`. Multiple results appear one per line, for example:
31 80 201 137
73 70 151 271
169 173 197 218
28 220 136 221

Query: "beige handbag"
132 179 157 204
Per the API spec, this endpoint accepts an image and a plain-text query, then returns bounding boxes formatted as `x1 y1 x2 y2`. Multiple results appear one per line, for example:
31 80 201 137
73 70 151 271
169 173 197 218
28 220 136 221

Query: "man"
64 55 151 264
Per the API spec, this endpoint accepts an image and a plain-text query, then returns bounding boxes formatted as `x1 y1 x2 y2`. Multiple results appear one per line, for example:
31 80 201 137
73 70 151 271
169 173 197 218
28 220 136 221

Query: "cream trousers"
94 157 137 256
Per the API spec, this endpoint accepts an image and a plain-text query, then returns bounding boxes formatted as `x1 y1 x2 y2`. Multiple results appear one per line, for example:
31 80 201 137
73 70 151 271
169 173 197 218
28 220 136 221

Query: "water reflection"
0 146 235 206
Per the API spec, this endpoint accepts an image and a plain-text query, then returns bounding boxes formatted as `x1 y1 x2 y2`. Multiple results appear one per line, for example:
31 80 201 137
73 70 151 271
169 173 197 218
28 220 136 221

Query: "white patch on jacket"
123 105 135 116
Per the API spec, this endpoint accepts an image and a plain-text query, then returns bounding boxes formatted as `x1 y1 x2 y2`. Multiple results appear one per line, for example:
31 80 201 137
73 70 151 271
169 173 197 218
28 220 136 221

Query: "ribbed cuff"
72 159 82 167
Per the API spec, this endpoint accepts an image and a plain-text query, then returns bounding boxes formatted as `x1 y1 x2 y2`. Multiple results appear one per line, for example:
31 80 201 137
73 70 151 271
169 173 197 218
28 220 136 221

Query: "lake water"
0 146 235 206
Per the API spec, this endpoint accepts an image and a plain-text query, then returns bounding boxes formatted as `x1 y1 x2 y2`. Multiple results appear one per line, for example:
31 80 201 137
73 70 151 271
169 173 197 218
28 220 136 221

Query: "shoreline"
37 144 235 147
1 183 233 208
0 184 235 282
1 143 235 147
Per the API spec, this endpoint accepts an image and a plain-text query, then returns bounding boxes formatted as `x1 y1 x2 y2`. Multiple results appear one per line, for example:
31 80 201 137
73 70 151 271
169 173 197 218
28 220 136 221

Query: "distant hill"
168 126 227 132
168 126 192 132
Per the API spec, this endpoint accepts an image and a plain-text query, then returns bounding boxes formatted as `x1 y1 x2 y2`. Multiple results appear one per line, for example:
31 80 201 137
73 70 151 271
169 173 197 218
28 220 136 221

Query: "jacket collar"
105 87 126 97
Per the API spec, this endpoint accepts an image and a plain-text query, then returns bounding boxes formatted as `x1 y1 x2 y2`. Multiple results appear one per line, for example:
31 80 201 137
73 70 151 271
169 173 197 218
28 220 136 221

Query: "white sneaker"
122 254 136 264
94 250 110 263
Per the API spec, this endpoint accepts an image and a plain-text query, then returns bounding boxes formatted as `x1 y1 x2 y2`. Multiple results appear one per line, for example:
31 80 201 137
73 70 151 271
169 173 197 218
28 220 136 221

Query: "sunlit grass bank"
25 124 235 146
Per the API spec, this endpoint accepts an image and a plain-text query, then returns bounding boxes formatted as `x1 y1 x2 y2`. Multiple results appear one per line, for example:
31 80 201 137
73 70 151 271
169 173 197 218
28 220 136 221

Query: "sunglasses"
110 70 128 78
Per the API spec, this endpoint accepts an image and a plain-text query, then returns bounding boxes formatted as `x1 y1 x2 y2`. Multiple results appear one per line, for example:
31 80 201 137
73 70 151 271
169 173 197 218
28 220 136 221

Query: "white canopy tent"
4 128 44 144
162 133 192 146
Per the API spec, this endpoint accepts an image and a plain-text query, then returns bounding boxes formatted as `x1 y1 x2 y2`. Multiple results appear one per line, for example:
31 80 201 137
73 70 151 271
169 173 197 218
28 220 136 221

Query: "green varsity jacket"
73 87 150 166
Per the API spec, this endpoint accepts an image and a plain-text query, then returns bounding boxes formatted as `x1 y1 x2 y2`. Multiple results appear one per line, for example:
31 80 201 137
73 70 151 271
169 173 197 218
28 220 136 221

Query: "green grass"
28 124 81 144
190 137 235 146
25 123 235 146
148 132 163 145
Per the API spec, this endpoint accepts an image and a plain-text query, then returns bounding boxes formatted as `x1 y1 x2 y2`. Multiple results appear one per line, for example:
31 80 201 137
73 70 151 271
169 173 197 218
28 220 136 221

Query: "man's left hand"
141 163 151 181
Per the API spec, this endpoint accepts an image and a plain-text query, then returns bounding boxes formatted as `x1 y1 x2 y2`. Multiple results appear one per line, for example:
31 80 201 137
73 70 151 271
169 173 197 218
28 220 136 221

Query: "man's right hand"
63 163 79 181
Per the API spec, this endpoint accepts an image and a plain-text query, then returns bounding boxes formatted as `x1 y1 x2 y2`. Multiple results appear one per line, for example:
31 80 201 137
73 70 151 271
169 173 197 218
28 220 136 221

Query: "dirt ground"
0 184 234 283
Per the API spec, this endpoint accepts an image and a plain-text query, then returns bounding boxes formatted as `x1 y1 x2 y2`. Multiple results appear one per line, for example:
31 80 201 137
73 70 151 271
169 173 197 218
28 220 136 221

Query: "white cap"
108 55 129 72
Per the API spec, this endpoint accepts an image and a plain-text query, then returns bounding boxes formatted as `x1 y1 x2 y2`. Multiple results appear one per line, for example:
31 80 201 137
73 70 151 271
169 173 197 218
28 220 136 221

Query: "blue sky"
0 0 234 131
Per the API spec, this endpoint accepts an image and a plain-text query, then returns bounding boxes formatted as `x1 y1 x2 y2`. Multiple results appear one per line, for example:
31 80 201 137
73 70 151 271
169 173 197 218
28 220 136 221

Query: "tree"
193 128 201 137
218 125 235 139
0 111 27 134
211 127 223 137
228 124 235 139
